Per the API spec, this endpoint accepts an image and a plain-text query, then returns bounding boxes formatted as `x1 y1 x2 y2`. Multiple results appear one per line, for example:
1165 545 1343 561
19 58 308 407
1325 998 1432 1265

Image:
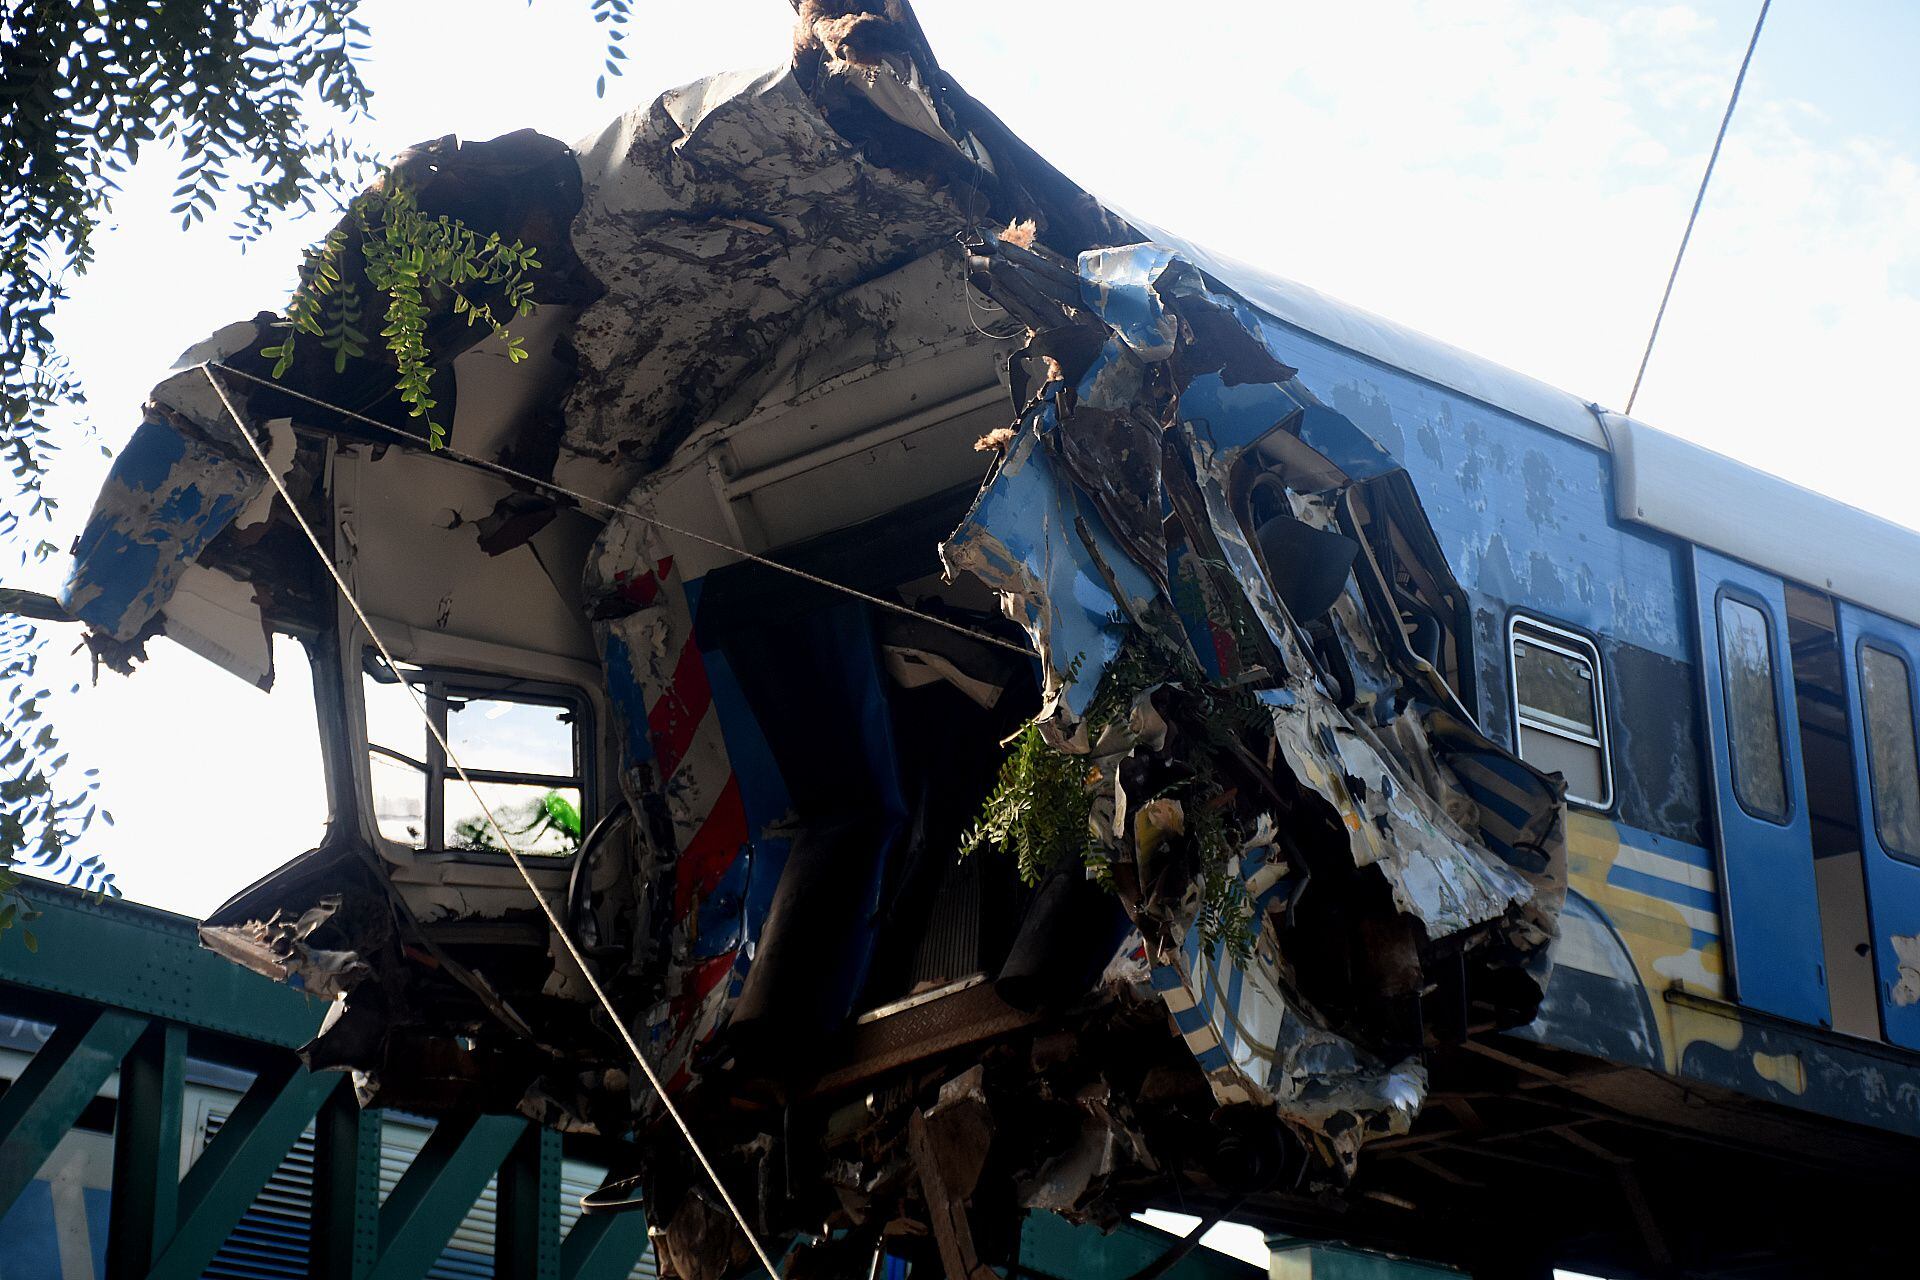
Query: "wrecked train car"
56 3 1920 1276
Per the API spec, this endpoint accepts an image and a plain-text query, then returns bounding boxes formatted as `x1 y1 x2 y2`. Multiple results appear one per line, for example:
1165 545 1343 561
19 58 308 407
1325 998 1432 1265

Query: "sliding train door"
1693 548 1829 1025
1835 602 1920 1049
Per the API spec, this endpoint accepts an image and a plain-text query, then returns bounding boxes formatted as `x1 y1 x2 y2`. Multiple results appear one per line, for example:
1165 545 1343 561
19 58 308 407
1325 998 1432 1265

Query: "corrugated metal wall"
201 1110 658 1279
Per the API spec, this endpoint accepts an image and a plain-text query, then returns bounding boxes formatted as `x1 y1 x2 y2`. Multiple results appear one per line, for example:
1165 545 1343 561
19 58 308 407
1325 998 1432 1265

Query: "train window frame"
1508 615 1613 810
1714 588 1793 826
361 650 594 859
1857 640 1920 863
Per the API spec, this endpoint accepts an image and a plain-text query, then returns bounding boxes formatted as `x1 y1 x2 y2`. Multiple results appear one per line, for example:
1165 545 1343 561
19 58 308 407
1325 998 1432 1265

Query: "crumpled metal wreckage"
60 3 1565 1275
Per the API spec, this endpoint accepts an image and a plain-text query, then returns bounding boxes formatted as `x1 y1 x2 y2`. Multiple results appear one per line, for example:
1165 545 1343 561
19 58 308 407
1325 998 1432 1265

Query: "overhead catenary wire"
205 361 1035 660
199 365 788 1279
1623 0 1771 416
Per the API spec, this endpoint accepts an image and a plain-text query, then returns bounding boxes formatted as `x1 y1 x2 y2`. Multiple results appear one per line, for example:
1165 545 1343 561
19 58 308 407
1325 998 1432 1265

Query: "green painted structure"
0 879 1448 1279
0 879 651 1280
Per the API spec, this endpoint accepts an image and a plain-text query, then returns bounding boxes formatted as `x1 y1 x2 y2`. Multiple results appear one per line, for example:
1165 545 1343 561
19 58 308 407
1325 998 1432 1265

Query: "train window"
1860 644 1920 859
1510 618 1611 808
1717 594 1789 823
363 652 587 856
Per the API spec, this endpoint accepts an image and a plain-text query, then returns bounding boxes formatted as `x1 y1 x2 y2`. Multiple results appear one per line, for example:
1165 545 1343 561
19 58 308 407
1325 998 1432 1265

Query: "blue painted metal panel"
1691 547 1827 1025
59 417 260 641
942 392 1162 716
1834 601 1920 1049
1244 314 1690 661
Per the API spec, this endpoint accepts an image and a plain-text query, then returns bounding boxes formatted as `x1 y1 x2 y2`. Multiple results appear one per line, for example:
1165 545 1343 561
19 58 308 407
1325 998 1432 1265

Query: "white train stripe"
1613 842 1718 893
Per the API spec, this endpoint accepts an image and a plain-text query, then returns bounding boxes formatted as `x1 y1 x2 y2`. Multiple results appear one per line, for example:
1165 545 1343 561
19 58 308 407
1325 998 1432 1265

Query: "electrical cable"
204 361 1036 660
1624 0 1771 416
201 365 788 1278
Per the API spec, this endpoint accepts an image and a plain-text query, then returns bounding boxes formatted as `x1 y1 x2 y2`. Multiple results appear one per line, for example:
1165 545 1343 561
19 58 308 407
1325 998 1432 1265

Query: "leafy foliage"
262 178 541 448
1187 798 1256 957
590 0 635 99
1 615 119 944
960 722 1099 885
964 634 1268 956
2 1 378 541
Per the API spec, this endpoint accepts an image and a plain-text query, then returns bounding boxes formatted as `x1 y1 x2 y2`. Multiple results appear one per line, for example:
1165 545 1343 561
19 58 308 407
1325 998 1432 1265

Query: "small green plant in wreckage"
960 722 1099 887
964 636 1269 956
260 178 541 450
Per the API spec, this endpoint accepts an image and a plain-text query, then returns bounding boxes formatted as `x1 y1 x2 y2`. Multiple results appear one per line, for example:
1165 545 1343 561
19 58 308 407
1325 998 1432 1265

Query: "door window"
1718 593 1789 822
1860 643 1920 860
1510 618 1611 808
363 653 588 856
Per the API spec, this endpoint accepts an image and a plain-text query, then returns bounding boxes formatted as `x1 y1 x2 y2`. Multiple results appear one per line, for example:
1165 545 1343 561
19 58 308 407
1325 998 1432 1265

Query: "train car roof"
1131 218 1920 630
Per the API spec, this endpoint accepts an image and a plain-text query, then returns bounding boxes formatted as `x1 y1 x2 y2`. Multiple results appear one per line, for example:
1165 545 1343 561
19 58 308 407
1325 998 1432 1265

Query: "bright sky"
10 0 1918 944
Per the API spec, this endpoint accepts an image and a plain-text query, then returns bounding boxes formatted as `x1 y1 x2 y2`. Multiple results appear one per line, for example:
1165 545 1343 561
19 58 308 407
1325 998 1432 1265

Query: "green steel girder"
148 1057 346 1280
106 1020 186 1279
559 1210 656 1280
312 1084 383 1280
499 1124 564 1280
0 1004 148 1219
367 1112 529 1280
0 879 324 1048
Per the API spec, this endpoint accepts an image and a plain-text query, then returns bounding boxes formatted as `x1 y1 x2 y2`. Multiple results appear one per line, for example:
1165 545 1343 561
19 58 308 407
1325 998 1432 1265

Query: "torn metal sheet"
62 2 1580 1274
940 230 1566 1175
1153 927 1427 1175
941 398 1161 724
62 408 264 642
199 895 373 1002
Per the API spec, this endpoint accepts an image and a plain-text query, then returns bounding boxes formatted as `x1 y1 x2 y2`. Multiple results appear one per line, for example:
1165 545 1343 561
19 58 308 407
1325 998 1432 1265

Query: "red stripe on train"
612 556 676 608
648 638 712 779
673 775 748 918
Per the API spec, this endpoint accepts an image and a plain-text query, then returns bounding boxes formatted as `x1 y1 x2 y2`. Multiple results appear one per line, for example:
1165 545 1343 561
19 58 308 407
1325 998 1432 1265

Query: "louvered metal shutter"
199 1110 658 1278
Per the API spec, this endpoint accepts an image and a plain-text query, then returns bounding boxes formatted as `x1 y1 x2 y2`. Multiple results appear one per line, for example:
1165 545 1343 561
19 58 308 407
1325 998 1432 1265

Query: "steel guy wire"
1624 0 1771 416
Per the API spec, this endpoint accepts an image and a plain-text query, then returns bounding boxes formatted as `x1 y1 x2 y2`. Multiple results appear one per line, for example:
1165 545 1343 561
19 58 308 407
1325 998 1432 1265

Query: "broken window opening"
1509 616 1612 810
1716 591 1790 824
1338 480 1477 716
1225 429 1479 724
1785 583 1876 1039
362 651 590 856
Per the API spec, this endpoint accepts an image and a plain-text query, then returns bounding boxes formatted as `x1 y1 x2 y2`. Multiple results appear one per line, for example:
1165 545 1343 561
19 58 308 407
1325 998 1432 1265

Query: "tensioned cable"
201 366 787 1278
203 361 1035 659
1623 0 1771 415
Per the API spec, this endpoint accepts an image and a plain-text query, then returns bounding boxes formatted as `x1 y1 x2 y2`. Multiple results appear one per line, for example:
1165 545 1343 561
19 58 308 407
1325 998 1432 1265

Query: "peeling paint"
1889 933 1920 1006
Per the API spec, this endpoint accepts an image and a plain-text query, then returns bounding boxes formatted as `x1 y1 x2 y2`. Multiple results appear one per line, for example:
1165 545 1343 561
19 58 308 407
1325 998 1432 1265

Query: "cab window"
1510 618 1611 808
362 653 588 856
